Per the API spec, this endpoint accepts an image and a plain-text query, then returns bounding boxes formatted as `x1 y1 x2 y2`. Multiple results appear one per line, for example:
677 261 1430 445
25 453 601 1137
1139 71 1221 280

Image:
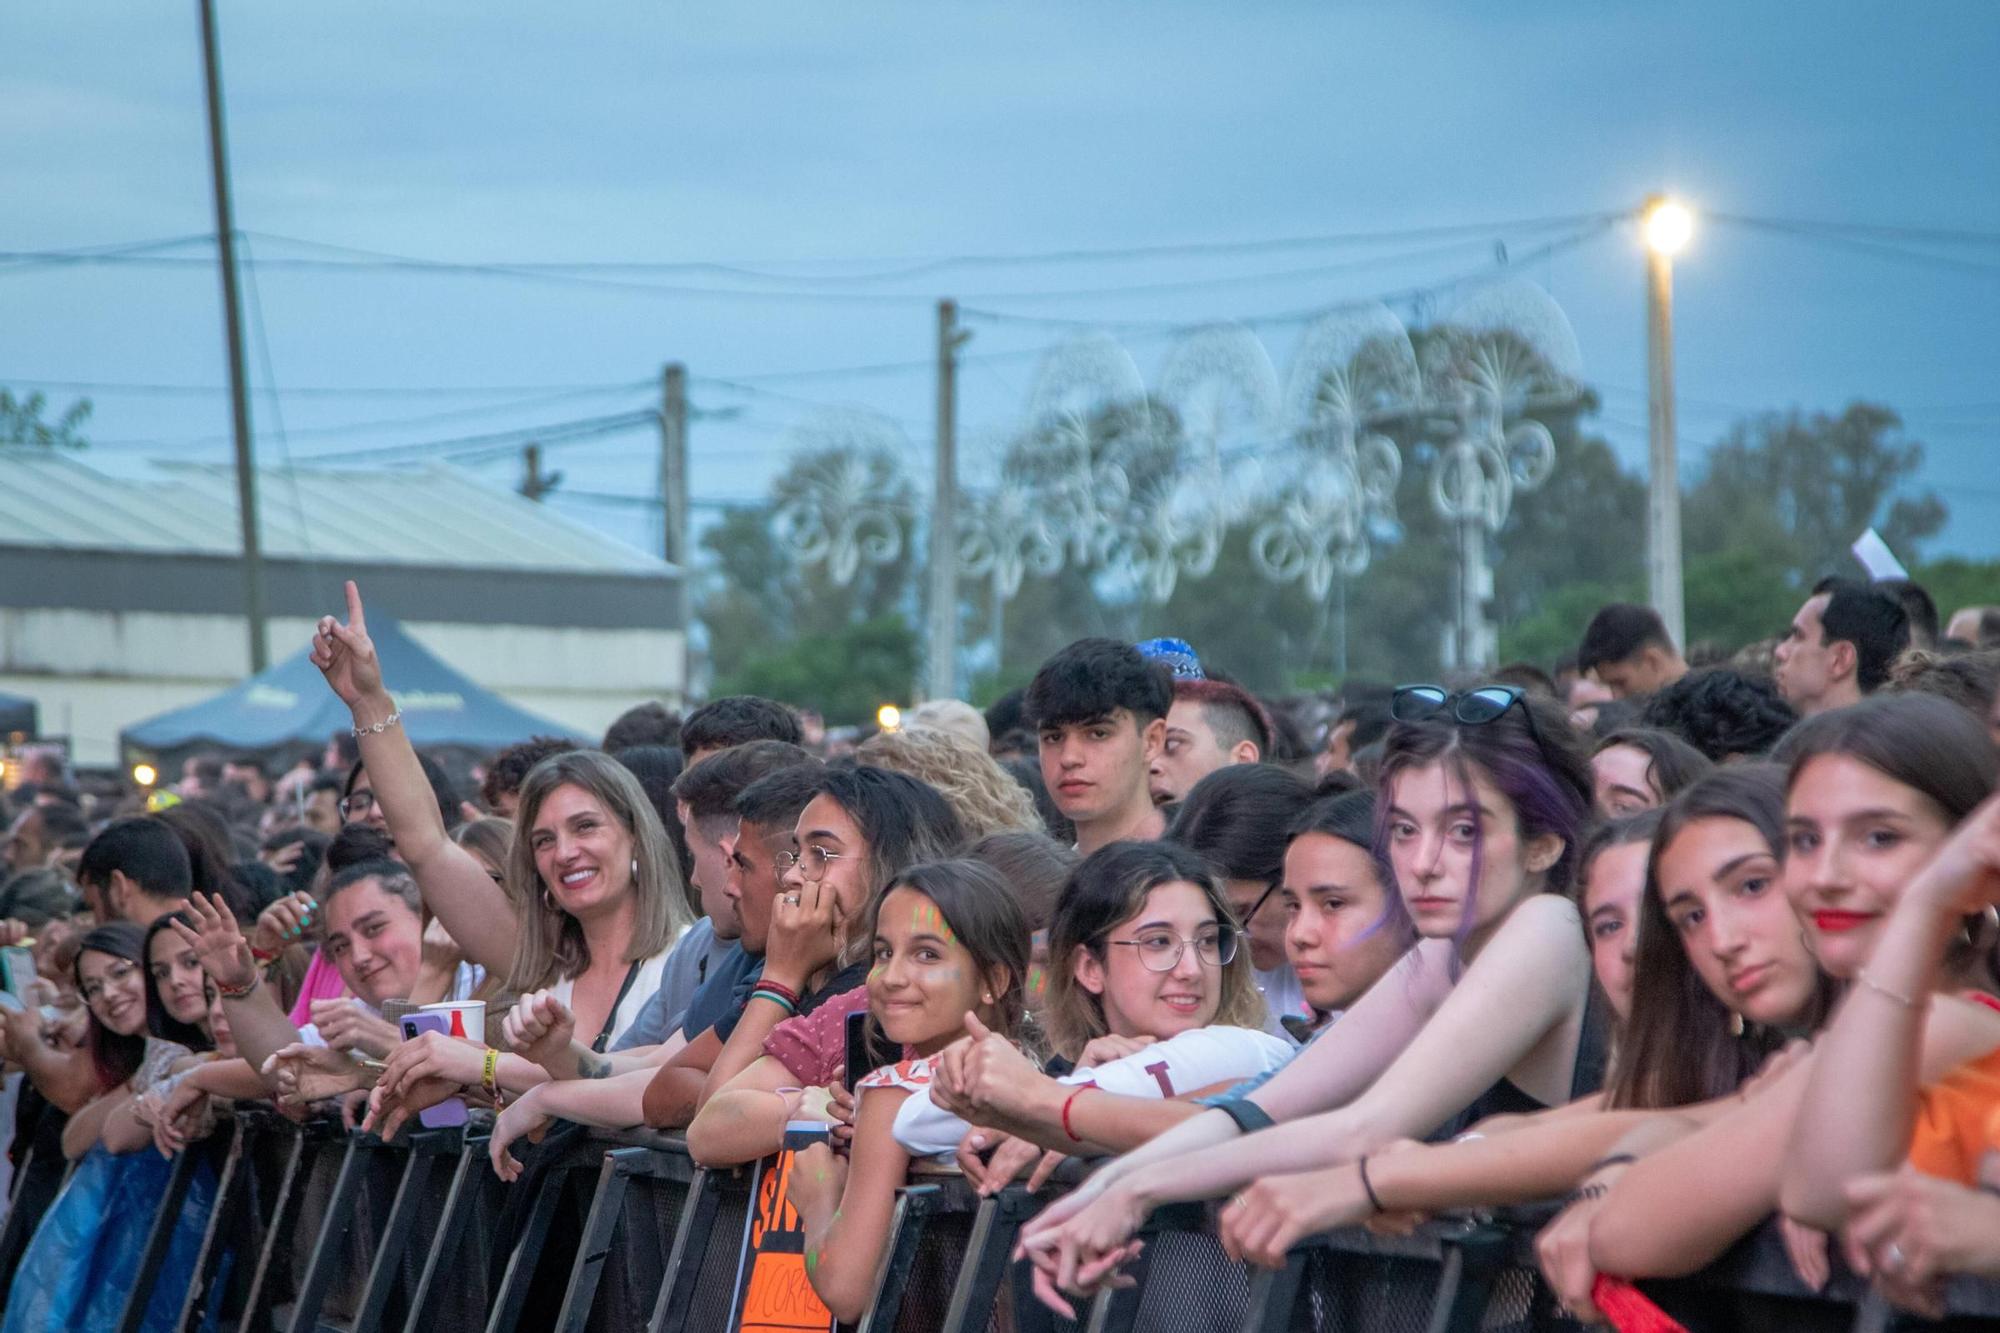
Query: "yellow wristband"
481 1047 501 1099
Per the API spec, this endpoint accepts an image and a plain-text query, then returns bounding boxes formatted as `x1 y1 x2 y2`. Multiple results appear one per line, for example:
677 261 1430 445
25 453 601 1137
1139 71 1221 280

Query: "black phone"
843 1008 876 1091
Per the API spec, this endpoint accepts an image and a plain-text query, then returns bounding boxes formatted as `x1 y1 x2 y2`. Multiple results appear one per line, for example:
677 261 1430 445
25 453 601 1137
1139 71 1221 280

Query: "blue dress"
1 1041 217 1333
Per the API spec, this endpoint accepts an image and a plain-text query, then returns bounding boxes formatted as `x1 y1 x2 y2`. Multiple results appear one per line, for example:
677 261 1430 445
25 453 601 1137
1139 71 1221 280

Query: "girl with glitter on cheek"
781 860 1030 1323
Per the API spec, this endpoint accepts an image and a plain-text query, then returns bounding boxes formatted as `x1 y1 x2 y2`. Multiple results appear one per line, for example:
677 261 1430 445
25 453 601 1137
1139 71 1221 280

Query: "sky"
4 1 1998 572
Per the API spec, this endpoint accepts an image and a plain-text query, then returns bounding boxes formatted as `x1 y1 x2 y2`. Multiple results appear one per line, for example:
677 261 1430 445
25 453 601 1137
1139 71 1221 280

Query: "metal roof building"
0 449 685 764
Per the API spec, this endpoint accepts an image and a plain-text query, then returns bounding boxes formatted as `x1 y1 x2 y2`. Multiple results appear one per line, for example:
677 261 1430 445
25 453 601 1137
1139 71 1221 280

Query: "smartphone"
399 1012 467 1129
0 947 36 1003
843 1008 877 1092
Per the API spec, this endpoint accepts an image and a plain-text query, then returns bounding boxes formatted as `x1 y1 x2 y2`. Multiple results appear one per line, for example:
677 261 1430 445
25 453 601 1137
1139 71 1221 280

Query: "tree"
694 442 918 698
716 614 918 725
1683 403 1944 585
0 391 90 449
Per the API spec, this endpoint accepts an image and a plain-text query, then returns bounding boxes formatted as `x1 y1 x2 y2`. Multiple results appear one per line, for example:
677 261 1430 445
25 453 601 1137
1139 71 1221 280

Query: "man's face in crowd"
726 818 787 954
302 787 341 836
1773 594 1841 711
1316 719 1357 779
1149 699 1254 805
1592 647 1678 701
679 800 740 940
2 807 47 873
223 762 270 804
1039 709 1161 825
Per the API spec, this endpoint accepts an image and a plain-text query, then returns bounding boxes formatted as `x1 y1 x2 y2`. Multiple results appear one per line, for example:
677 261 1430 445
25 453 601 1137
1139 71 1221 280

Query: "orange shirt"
1907 997 2000 1186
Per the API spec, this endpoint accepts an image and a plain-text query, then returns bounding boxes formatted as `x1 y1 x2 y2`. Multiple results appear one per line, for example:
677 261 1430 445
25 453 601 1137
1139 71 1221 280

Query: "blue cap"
1135 636 1204 680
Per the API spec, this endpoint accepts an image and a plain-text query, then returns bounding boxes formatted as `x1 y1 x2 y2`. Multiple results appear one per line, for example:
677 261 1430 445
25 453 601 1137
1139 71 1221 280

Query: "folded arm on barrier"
791 1087 914 1323
688 1054 824 1166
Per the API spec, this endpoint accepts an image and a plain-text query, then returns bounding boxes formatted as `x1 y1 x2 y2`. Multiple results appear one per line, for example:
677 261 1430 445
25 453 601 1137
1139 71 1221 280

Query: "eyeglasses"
773 845 845 882
1391 684 1550 757
80 960 139 1006
338 790 378 821
1107 925 1238 973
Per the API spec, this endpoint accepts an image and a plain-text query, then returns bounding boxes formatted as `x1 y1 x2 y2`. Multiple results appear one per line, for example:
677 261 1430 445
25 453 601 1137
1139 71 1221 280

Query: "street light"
1643 198 1694 257
876 704 902 732
132 762 158 788
1642 194 1694 653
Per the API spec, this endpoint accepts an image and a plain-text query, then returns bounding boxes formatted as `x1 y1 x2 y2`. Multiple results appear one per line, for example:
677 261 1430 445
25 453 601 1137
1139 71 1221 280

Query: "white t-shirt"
887 1025 1295 1158
551 947 673 1050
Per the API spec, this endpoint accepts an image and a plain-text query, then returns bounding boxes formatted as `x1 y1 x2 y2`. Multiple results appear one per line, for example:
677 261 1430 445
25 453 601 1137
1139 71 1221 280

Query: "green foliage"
715 614 919 726
0 391 90 448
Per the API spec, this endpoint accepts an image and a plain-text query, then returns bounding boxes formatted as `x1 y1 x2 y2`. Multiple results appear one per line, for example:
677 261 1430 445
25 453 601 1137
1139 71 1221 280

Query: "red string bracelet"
1061 1085 1094 1143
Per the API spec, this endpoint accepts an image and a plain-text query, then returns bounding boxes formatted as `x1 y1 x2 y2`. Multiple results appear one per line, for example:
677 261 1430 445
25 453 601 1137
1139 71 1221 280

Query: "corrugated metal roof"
0 449 673 576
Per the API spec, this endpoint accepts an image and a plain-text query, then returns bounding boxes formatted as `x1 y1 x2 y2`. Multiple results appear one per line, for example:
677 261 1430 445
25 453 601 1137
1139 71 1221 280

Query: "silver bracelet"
352 709 402 738
1856 968 1924 1010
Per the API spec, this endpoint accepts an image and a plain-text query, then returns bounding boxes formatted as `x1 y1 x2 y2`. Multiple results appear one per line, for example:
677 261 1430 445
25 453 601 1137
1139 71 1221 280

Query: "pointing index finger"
344 579 367 634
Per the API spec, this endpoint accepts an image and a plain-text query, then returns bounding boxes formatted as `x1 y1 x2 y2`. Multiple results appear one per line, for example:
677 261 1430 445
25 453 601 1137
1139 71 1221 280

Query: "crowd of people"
0 573 1998 1329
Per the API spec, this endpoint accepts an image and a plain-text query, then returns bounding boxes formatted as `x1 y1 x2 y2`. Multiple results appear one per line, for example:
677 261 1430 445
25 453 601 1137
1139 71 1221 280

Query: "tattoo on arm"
579 1052 611 1080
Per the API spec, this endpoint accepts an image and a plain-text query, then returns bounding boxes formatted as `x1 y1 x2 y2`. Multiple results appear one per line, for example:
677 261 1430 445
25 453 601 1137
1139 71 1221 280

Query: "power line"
1710 215 2000 277
0 375 650 399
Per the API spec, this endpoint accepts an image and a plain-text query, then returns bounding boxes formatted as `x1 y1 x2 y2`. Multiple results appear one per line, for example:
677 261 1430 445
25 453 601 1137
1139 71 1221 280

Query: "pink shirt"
287 948 349 1027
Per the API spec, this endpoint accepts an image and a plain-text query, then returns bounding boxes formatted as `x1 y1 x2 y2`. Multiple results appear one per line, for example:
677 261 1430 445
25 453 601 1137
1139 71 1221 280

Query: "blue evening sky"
4 2 1997 563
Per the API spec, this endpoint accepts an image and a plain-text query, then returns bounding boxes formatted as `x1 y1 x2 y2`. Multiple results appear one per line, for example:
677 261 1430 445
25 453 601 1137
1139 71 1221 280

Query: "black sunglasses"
1390 684 1551 757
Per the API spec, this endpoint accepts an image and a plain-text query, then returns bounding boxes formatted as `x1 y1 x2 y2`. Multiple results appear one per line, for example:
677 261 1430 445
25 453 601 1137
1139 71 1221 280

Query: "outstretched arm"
170 893 304 1081
310 580 520 973
1783 796 2000 1228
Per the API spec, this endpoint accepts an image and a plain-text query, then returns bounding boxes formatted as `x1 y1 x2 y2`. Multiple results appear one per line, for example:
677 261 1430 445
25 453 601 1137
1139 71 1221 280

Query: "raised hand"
502 991 576 1071
168 892 257 993
309 580 387 709
309 999 400 1059
763 876 844 990
249 891 317 959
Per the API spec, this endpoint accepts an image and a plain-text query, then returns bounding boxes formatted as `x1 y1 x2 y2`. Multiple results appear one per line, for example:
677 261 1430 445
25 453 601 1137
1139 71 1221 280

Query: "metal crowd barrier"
13 1106 2000 1333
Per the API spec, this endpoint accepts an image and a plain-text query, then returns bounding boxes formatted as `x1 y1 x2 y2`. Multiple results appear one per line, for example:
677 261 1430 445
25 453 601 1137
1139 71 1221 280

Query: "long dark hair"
812 767 968 963
75 922 151 1093
1376 691 1594 945
867 859 1032 1040
1607 766 1836 1111
142 912 213 1052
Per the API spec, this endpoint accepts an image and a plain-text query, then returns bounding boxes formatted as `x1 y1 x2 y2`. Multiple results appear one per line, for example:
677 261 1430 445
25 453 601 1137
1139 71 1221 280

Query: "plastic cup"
420 999 485 1044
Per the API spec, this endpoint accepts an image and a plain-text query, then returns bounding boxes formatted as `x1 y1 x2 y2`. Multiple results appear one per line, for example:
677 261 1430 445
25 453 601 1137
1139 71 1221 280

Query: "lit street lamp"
1642 195 1693 653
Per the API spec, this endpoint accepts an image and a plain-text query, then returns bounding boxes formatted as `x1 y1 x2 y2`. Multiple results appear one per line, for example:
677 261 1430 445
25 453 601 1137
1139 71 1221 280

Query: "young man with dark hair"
1317 687 1394 779
680 696 803 764
1878 578 1940 652
1945 604 2000 649
602 701 682 753
222 754 273 805
1026 638 1172 854
479 735 582 818
77 817 194 925
1576 602 1689 700
1774 578 1911 716
1640 668 1798 763
1148 678 1271 806
611 741 820 1053
2 802 86 876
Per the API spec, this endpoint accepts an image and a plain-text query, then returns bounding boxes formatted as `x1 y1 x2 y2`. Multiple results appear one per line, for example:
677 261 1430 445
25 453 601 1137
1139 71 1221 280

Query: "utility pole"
659 364 689 577
927 300 970 702
1642 195 1692 652
519 443 561 501
198 0 266 672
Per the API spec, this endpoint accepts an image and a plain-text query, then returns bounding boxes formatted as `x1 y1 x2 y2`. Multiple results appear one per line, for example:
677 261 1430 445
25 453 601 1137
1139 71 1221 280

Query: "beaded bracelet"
1562 1181 1611 1209
216 973 260 1001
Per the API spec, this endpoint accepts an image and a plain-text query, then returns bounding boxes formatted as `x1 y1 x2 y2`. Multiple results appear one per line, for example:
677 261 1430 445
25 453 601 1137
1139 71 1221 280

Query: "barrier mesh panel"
587 1173 689 1333
890 1207 976 1333
1297 1245 1440 1333
1127 1228 1251 1332
683 1175 754 1333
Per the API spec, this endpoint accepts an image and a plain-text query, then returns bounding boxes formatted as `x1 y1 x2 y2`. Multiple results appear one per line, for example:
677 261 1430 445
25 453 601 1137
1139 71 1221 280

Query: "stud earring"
631 857 639 877
1729 1011 1745 1038
982 992 994 1005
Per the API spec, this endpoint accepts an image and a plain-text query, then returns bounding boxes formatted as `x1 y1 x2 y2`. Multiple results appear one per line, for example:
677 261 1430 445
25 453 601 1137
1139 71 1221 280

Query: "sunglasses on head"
1391 684 1550 755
